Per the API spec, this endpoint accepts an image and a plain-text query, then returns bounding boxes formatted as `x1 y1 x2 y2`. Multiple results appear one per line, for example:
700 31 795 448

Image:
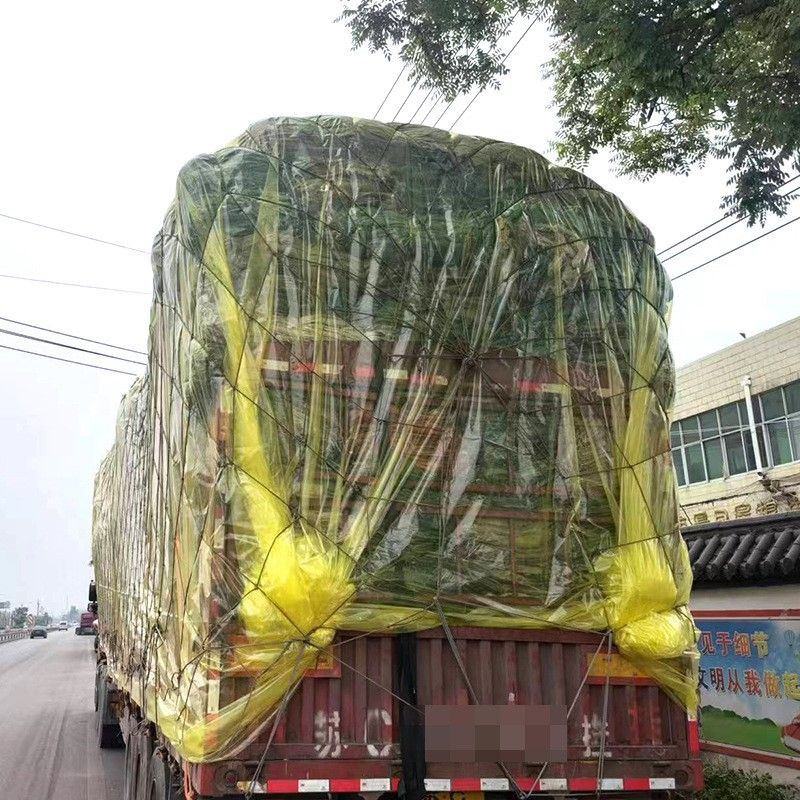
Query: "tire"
146 750 182 800
96 665 123 749
135 726 153 800
123 726 141 800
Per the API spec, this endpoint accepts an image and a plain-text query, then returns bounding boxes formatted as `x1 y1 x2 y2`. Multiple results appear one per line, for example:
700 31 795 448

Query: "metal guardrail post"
0 629 30 644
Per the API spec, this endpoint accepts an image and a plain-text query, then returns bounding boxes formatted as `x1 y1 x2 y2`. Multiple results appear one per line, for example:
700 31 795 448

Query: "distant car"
58 621 68 630
29 627 47 639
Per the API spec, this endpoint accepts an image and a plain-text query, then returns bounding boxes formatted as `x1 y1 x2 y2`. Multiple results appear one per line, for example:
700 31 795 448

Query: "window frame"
672 378 800 487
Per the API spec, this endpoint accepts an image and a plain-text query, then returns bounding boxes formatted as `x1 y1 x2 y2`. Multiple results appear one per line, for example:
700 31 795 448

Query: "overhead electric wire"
431 10 524 129
0 271 149 296
0 342 139 376
657 173 800 257
418 92 443 125
0 211 148 254
408 86 437 124
432 9 526 129
661 215 745 263
0 327 147 367
0 314 146 355
671 213 800 281
374 62 408 118
391 81 419 121
446 11 541 132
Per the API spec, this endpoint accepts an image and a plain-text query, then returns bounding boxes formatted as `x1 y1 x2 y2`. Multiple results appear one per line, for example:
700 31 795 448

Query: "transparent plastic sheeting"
92 116 698 763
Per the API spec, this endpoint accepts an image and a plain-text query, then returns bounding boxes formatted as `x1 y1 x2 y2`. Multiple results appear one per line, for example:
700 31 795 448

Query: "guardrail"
0 629 29 644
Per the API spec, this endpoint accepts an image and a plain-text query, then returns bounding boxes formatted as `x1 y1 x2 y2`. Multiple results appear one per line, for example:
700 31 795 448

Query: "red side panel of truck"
182 627 702 798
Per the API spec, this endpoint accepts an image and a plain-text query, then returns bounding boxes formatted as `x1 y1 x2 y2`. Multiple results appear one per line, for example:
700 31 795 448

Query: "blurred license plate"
425 704 567 763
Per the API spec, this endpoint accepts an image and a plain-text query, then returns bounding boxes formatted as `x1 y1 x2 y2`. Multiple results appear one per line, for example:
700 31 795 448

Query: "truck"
76 609 96 636
91 117 701 800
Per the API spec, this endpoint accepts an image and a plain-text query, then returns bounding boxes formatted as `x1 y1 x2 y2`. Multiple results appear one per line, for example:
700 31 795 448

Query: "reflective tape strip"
360 778 392 792
688 716 701 753
569 778 626 792
539 778 568 791
423 779 451 791
298 780 329 793
480 778 510 791
264 359 289 371
329 780 361 793
246 775 676 794
451 779 482 791
649 778 676 790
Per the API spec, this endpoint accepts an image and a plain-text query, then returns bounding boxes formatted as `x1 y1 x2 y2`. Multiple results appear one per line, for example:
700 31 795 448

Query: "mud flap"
397 632 425 800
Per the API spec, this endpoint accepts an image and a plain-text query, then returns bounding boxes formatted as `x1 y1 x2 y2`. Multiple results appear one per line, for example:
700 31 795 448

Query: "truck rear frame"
96 625 702 800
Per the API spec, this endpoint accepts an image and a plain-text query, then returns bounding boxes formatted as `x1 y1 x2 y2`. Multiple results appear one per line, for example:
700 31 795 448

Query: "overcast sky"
0 1 797 616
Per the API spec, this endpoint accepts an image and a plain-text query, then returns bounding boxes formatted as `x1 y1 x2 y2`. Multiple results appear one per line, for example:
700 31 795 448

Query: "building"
673 315 800 525
672 316 800 781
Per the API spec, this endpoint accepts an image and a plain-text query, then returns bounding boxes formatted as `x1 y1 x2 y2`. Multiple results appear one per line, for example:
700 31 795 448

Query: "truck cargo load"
92 116 699 792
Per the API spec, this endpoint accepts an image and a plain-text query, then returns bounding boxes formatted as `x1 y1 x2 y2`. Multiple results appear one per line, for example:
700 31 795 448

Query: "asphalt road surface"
0 631 124 799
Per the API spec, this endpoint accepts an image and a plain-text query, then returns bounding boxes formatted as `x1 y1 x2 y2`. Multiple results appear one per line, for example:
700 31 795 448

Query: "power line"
408 86 436 124
0 272 149 296
447 12 541 132
0 211 148 254
430 9 525 130
661 215 745 263
671 213 800 281
391 81 419 121
0 315 146 356
0 328 147 367
418 92 443 125
657 174 800 257
0 343 139 377
374 63 408 118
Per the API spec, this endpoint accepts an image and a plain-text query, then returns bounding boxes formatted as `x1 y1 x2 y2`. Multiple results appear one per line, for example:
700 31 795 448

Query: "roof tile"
683 511 800 584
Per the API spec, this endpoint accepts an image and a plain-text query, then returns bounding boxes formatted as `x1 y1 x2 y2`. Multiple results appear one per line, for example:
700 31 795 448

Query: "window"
755 379 800 467
671 402 755 485
671 378 800 486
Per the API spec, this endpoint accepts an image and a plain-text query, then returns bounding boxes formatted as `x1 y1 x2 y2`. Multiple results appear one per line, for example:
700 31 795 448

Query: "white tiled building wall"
673 316 800 521
674 316 800 420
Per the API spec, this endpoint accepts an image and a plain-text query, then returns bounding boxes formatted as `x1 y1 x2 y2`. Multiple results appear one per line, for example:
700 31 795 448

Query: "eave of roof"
683 511 800 585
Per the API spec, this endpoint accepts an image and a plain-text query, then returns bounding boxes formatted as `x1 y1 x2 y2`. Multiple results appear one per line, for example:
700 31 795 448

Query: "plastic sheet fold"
92 116 698 762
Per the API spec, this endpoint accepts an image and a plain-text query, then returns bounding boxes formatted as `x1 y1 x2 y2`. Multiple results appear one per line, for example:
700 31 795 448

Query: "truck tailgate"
186 627 701 797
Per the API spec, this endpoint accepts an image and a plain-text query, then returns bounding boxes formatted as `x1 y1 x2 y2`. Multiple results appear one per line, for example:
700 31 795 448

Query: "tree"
10 606 28 628
67 605 80 623
340 0 800 223
35 612 52 627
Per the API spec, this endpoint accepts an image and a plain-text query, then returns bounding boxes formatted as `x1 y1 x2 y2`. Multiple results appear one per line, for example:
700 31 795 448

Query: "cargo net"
92 117 698 763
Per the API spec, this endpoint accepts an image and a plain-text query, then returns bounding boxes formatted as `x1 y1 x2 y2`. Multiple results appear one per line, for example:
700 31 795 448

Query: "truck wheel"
96 666 123 748
135 727 153 800
146 750 182 800
123 729 141 800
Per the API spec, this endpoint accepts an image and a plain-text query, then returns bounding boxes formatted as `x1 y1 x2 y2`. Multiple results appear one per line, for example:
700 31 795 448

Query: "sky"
0 1 798 616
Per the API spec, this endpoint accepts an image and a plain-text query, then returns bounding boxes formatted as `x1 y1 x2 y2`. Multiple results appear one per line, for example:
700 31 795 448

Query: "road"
0 631 124 799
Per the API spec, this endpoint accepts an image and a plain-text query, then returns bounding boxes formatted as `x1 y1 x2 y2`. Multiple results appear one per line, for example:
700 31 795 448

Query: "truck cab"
76 610 96 635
